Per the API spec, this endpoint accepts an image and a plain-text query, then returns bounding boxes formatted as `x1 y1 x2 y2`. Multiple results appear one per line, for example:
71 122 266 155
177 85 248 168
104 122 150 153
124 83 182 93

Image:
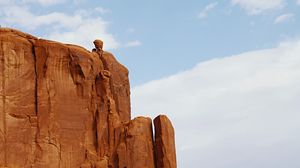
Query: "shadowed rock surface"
0 28 176 168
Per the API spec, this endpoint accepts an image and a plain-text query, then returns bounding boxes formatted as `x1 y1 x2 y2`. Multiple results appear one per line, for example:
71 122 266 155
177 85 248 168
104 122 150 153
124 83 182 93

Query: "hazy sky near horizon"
1 0 300 167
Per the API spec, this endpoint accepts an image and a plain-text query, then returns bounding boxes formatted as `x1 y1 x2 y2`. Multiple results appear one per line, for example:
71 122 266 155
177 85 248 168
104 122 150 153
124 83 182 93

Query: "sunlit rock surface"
0 28 176 168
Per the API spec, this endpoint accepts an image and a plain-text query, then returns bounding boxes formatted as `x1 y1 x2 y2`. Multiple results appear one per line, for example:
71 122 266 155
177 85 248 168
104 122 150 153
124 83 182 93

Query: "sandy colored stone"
154 115 177 168
93 39 103 50
0 29 36 167
0 28 177 168
113 117 156 168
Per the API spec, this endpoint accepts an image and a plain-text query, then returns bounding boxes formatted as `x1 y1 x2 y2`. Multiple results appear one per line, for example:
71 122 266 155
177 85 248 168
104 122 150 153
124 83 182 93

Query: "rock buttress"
154 115 177 168
0 28 177 168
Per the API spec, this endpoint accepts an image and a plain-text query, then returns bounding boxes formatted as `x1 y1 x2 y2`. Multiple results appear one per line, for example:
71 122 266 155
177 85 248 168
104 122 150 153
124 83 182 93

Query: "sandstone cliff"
0 28 176 168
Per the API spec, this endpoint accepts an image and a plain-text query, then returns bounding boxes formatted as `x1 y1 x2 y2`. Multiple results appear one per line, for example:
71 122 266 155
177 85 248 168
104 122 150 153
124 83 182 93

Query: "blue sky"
1 0 300 86
1 0 300 167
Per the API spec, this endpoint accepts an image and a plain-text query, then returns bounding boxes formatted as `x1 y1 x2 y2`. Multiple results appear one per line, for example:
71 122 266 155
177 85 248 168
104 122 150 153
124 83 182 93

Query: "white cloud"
232 0 284 15
0 0 10 5
132 40 300 167
124 40 142 47
94 7 110 14
0 0 68 6
198 2 218 19
297 0 300 5
22 0 66 6
47 18 119 50
2 6 82 30
0 3 119 50
274 13 294 24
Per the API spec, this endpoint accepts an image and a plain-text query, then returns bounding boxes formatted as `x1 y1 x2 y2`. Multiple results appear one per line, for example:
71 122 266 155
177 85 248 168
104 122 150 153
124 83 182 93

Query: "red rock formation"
0 28 176 168
154 115 177 168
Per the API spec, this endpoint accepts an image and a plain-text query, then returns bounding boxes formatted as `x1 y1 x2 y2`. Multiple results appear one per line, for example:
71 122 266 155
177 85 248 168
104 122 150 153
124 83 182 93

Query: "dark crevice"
31 41 38 117
96 52 119 114
8 113 28 119
28 39 39 167
94 109 99 152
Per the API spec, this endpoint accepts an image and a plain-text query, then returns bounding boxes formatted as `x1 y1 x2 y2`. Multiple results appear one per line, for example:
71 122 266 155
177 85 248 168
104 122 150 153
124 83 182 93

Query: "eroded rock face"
0 28 176 168
154 115 177 168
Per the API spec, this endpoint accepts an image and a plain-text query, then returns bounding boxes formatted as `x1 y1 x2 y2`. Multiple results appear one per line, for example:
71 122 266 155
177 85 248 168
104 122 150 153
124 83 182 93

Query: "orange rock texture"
0 28 176 168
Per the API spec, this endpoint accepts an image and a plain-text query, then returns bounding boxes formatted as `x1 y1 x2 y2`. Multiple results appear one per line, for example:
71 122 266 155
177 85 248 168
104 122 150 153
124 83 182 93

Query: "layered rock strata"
0 28 176 168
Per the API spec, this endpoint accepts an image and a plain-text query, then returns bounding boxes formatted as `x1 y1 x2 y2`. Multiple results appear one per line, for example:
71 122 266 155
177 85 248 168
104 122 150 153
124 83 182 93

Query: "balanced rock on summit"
0 28 176 168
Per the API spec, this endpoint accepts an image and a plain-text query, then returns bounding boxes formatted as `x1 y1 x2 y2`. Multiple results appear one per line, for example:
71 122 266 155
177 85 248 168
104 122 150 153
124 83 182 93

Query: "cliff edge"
0 28 176 168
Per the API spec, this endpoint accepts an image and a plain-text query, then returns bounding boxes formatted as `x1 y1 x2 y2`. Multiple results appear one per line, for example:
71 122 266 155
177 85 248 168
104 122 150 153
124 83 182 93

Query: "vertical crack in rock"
32 40 39 167
29 38 40 167
28 39 38 117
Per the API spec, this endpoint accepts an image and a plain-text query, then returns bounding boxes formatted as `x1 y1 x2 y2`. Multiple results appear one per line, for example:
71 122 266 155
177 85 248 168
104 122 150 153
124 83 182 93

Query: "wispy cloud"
22 0 67 6
2 6 82 30
132 40 300 167
231 0 284 15
0 2 119 50
124 40 142 47
274 13 295 24
94 7 110 14
297 0 300 5
198 2 218 19
47 18 119 50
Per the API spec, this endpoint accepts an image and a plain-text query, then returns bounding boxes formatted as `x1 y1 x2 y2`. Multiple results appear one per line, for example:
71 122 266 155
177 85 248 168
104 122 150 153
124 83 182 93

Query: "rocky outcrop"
0 28 176 168
154 115 177 168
